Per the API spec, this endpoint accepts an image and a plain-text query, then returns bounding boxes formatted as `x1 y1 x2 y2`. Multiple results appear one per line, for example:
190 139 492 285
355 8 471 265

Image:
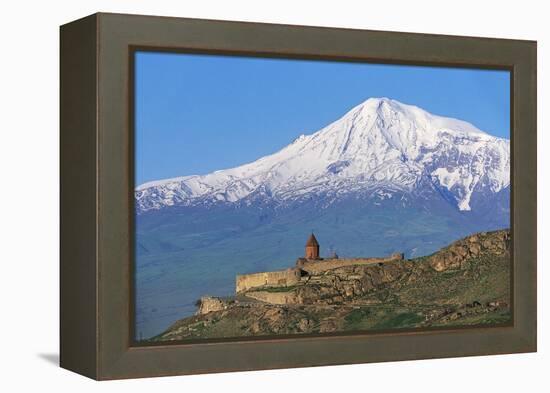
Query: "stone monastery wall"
235 253 404 293
243 290 298 305
236 268 301 293
297 252 404 275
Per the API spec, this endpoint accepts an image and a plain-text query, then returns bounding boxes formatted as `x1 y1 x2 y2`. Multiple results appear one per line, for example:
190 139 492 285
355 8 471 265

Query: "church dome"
306 233 319 247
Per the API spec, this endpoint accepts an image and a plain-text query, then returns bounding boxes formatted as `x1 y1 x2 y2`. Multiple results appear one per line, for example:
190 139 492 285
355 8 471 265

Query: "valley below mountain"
151 230 511 341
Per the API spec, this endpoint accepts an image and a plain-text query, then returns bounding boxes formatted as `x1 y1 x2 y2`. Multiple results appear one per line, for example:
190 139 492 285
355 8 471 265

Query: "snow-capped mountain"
135 97 509 214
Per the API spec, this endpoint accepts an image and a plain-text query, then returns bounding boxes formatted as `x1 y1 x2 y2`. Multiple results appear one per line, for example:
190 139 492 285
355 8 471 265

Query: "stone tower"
305 233 320 260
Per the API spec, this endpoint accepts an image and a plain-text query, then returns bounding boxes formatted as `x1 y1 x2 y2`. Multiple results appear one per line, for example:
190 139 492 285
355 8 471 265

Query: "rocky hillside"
150 230 511 342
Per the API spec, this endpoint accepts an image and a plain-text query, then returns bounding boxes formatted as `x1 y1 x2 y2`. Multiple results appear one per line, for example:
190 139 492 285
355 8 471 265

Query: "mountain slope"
150 230 511 341
136 97 509 213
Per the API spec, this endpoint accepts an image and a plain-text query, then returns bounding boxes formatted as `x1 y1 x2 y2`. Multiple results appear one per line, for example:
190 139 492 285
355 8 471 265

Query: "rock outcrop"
427 230 510 272
196 296 227 315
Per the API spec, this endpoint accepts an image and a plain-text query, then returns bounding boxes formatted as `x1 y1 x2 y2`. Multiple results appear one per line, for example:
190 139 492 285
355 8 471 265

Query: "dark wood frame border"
127 46 520 348
60 12 537 380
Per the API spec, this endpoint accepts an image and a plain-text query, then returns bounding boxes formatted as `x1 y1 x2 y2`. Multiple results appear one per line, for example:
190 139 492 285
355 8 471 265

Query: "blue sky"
135 51 510 185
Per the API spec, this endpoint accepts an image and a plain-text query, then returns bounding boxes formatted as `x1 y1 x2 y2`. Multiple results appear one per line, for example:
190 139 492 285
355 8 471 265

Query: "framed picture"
60 13 537 380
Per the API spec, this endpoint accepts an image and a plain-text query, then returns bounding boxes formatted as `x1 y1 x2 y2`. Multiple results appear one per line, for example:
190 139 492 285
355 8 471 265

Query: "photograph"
1 0 543 387
133 52 511 342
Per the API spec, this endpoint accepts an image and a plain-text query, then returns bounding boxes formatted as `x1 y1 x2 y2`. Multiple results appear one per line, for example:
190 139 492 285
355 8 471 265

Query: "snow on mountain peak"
135 98 509 213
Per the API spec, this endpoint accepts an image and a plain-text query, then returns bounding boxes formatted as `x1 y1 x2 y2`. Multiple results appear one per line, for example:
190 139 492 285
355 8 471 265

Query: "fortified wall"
296 252 404 275
236 267 302 293
234 233 404 294
243 290 298 305
235 253 404 294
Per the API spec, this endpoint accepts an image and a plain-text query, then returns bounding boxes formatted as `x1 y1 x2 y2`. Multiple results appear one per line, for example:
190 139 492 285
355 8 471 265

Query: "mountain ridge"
135 97 509 213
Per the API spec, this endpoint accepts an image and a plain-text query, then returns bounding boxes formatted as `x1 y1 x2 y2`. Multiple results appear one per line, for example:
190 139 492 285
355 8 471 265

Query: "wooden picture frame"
60 12 537 380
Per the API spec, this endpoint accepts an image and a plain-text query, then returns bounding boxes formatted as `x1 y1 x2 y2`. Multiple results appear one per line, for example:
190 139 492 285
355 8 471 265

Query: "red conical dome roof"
306 233 319 247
